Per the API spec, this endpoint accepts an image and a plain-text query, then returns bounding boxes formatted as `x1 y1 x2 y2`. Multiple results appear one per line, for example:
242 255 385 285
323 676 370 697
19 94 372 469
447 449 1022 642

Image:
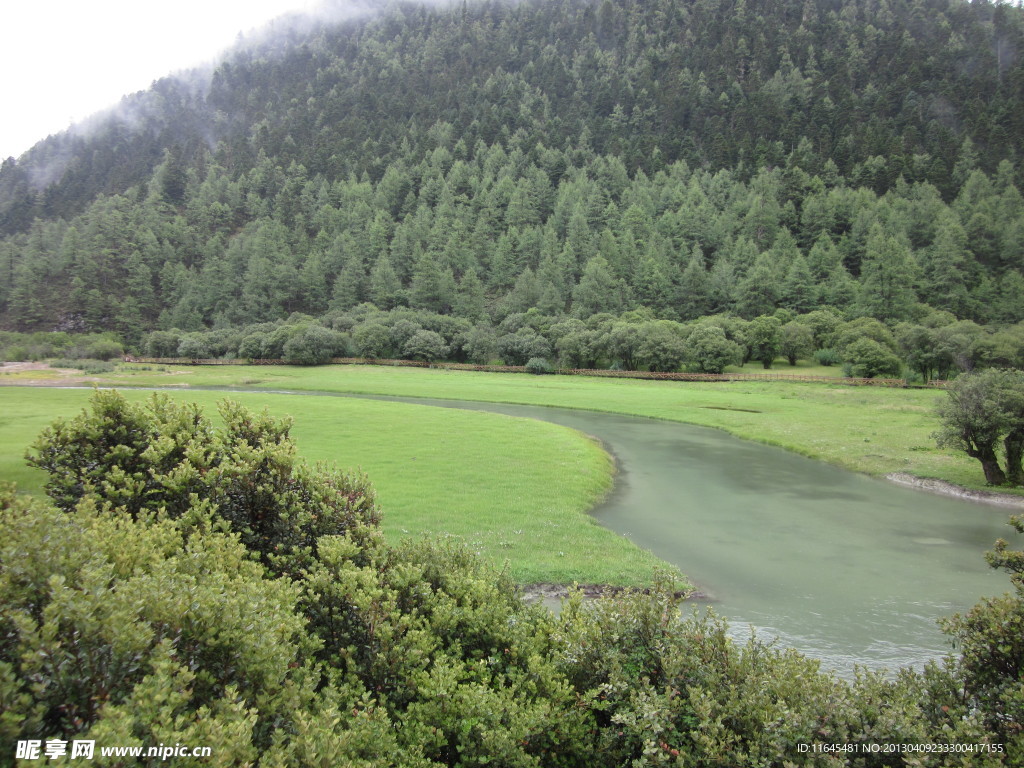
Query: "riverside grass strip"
125 356 918 387
0 387 672 586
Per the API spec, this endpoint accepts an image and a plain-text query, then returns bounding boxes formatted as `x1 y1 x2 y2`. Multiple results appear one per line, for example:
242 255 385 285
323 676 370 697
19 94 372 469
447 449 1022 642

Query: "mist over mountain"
1 0 1023 346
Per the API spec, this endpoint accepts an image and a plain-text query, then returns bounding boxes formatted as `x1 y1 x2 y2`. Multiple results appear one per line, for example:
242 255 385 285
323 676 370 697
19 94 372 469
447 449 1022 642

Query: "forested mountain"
1 0 1024 350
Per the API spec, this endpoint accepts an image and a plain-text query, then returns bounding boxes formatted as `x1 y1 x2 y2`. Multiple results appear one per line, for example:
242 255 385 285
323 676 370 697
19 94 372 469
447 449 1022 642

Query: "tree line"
1 145 1023 356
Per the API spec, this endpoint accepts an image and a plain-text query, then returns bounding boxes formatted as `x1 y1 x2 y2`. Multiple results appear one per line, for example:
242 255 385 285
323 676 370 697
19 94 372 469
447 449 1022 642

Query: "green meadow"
0 386 671 585
92 361 1018 494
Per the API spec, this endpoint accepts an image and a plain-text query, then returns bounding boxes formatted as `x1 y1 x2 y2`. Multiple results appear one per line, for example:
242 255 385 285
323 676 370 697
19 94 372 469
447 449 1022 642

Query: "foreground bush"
26 390 381 577
0 391 1017 765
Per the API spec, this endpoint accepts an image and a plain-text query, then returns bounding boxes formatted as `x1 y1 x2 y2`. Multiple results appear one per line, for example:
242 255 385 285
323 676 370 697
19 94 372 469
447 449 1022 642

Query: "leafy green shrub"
82 338 124 361
238 330 270 359
282 324 347 365
635 321 687 372
0 488 311 754
813 347 842 366
683 324 742 373
779 321 814 365
497 331 551 366
176 334 212 359
525 356 553 374
402 329 450 361
143 329 182 357
352 321 394 358
26 390 381 576
843 337 904 378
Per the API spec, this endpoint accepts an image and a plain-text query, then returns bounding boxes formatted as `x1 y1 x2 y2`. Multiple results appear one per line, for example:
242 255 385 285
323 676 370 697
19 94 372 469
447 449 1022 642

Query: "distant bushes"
9 305 1019 382
525 356 553 374
118 305 1024 381
49 358 117 374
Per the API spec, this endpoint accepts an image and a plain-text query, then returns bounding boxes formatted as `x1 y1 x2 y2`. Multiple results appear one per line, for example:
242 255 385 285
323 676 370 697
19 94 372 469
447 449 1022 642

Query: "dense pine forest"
1 0 1024 376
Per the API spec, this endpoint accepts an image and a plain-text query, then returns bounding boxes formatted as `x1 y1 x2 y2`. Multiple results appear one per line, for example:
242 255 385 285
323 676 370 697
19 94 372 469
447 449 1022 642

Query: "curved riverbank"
519 582 705 604
887 472 1024 508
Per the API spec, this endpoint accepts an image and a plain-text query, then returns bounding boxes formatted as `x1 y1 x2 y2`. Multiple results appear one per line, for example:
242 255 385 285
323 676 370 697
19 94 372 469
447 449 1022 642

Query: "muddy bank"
887 472 1024 509
519 583 707 604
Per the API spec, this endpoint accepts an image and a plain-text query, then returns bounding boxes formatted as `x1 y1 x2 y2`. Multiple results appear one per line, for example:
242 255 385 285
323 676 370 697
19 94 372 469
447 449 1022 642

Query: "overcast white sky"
1 1 320 160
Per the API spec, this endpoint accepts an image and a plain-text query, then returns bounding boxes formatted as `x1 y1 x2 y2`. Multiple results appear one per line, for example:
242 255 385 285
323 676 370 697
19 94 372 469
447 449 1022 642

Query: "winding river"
99 385 1014 674
326 393 1012 675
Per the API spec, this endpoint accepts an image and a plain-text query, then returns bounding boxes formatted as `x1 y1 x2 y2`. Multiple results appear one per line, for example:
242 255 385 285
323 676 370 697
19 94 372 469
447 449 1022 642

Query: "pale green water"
359 395 1011 675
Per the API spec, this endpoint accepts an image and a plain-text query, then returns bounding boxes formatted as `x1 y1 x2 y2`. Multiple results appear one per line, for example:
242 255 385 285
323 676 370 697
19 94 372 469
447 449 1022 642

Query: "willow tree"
935 369 1024 486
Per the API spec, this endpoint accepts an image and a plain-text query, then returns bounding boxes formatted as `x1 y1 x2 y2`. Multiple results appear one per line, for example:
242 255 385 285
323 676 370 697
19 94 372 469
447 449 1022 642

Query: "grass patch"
93 362 1024 496
0 387 669 586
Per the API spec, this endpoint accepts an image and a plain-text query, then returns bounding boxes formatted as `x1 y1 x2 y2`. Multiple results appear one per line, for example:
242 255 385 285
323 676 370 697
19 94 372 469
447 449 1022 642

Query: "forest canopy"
0 0 1023 345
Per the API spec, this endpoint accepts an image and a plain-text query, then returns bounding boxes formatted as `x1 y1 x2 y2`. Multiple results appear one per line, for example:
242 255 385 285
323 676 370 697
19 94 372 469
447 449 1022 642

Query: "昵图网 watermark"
16 739 212 761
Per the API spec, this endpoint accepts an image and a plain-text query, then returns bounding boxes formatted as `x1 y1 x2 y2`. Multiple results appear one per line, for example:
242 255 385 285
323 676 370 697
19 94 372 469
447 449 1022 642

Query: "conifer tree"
857 224 917 321
572 256 625 317
454 269 488 321
677 248 712 320
780 253 815 314
369 253 403 310
409 252 456 314
735 253 780 319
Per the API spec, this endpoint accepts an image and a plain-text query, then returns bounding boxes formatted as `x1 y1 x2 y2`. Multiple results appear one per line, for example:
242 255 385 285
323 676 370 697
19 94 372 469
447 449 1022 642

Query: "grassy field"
81 361 1020 495
0 386 674 585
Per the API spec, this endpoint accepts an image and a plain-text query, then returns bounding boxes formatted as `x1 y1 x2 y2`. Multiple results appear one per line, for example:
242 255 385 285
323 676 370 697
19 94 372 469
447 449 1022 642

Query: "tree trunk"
964 431 1008 486
978 452 1008 486
1005 428 1024 486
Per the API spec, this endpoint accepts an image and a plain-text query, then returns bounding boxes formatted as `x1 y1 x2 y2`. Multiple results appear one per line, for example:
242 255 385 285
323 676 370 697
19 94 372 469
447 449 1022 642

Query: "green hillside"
0 0 1022 348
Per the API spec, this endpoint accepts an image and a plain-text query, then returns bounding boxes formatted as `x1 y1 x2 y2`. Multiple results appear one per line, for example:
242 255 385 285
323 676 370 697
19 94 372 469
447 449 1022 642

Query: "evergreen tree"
369 253 403 310
857 224 917 321
330 257 367 313
735 253 780 319
677 248 712 320
572 257 625 317
921 213 971 317
780 253 815 314
409 252 456 314
707 256 737 315
454 269 488 321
